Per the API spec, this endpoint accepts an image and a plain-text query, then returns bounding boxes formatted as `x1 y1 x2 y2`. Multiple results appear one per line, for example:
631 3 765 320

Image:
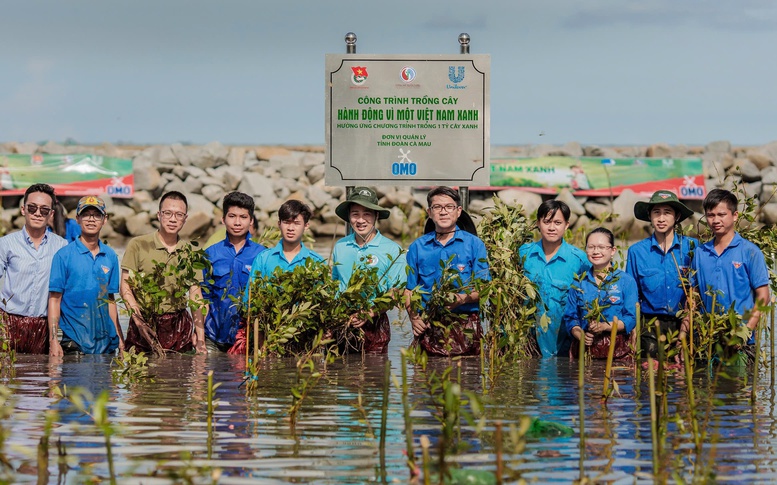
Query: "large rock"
307 164 325 184
612 189 641 230
12 141 39 155
496 189 542 217
133 160 162 191
732 158 761 182
238 172 274 199
256 146 291 160
179 211 212 239
646 143 672 158
107 204 136 234
761 202 777 225
306 185 332 209
126 212 153 236
227 147 246 168
186 193 217 216
584 201 610 222
555 189 586 215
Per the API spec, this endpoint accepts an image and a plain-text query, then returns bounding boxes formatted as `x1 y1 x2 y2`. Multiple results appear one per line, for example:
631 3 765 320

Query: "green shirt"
121 231 203 313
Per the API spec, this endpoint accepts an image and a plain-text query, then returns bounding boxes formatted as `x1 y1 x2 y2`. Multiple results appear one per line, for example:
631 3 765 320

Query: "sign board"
489 156 706 199
0 153 134 198
325 54 490 186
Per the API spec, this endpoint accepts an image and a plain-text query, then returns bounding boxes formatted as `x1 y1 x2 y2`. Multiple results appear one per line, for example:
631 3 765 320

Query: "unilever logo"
400 66 416 83
448 66 465 83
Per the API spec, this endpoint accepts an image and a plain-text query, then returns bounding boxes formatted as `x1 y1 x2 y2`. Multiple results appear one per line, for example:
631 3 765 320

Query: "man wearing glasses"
48 196 124 356
120 191 207 354
404 186 490 356
0 183 67 353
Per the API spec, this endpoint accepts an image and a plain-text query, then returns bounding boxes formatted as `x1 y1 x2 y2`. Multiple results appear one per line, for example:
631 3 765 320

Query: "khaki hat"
634 190 694 223
335 187 391 221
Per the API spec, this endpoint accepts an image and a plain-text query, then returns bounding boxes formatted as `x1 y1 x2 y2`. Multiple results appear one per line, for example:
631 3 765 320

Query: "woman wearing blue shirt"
566 227 637 360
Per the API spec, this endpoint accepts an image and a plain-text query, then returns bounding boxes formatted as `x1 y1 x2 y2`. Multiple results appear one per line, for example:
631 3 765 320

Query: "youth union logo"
400 66 416 83
448 66 465 83
351 66 368 85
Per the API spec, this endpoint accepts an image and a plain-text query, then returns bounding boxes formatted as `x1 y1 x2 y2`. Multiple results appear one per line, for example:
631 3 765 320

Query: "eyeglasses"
79 212 105 221
586 245 613 252
429 204 459 213
26 204 52 216
160 210 187 220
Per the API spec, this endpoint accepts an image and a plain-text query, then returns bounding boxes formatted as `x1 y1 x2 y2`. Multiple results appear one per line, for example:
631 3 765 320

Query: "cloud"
562 0 777 32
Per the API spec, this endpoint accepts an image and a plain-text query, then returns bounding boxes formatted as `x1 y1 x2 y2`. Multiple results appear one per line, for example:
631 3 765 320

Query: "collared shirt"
626 233 698 316
49 238 120 354
692 233 770 344
121 231 204 313
332 231 406 295
564 268 638 336
405 227 490 314
244 241 325 303
519 239 590 356
0 227 67 317
203 235 266 345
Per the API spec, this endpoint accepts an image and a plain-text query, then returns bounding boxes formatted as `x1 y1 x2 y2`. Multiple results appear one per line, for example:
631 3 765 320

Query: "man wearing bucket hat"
332 187 406 353
404 186 490 356
626 190 698 358
48 196 123 356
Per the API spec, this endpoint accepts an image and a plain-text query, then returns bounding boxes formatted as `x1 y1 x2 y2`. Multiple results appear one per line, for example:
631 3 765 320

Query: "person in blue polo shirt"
519 200 590 357
404 186 490 357
48 196 123 356
332 187 406 353
202 192 266 352
566 227 637 360
685 188 770 362
231 199 324 355
627 190 698 357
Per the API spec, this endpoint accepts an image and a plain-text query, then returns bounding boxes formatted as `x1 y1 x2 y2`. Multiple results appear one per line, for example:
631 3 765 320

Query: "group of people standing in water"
0 182 770 362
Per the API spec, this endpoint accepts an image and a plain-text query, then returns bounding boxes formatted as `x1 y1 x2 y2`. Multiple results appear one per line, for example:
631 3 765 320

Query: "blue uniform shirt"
564 268 638 336
332 231 406 294
244 241 325 303
49 238 120 354
626 234 698 316
406 227 490 314
692 233 770 344
519 239 590 356
203 235 266 346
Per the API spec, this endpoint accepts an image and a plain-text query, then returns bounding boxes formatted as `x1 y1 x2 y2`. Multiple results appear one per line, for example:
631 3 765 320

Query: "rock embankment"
2 140 776 247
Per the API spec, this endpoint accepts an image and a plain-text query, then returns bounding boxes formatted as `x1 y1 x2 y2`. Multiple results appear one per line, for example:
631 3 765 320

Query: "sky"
2 0 776 147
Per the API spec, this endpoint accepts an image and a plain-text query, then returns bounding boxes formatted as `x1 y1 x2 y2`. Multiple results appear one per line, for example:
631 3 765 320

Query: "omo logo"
391 148 417 176
680 175 705 198
106 176 132 196
448 66 465 83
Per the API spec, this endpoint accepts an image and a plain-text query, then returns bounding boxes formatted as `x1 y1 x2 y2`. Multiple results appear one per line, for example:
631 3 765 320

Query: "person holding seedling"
627 190 698 358
519 200 590 357
48 196 123 356
566 227 637 360
120 191 207 354
686 188 770 363
404 186 490 357
332 187 406 353
202 192 266 353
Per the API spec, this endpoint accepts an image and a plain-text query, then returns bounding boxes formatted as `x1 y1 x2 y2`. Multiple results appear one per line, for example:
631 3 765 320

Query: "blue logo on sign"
448 66 465 83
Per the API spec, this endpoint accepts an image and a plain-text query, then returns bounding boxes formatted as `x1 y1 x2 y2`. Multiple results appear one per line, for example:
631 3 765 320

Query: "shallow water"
4 324 777 484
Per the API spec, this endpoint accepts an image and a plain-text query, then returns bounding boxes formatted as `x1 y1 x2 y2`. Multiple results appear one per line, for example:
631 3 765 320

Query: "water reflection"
3 335 777 482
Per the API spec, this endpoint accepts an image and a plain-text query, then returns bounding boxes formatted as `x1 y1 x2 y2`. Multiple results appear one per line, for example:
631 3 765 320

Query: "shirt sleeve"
48 248 67 293
121 238 139 272
564 284 584 335
747 245 771 290
0 238 7 279
108 253 120 294
405 242 419 291
620 273 638 334
472 238 491 282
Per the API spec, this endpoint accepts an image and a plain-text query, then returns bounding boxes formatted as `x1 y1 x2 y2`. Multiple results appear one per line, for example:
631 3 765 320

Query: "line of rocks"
1 139 776 248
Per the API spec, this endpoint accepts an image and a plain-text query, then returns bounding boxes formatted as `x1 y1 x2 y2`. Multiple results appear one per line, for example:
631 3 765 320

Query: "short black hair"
222 191 255 220
278 199 312 223
586 227 615 247
537 200 571 223
703 188 738 213
24 183 57 206
159 191 188 211
426 186 461 207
